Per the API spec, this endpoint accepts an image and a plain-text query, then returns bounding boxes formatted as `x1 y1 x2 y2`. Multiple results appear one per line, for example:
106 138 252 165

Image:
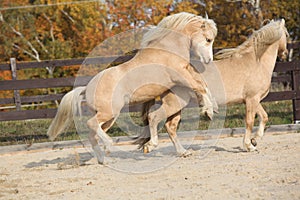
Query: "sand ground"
0 132 299 200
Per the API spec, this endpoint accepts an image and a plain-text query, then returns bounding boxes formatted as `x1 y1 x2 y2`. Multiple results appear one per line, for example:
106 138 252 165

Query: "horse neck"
259 41 279 76
148 31 191 61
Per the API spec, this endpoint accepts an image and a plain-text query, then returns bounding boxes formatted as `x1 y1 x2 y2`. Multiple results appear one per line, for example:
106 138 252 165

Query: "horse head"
278 19 289 60
185 16 217 64
140 12 217 63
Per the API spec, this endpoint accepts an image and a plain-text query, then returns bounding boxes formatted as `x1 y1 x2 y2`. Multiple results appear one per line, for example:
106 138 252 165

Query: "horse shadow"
24 145 175 169
24 144 245 169
211 146 245 153
24 152 94 168
187 144 245 153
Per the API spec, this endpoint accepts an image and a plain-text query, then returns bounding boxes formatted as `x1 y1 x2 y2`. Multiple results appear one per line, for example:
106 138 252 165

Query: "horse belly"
129 84 169 104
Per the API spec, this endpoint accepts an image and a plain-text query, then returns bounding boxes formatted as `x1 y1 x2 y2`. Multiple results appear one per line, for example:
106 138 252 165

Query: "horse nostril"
280 51 288 61
283 51 288 57
205 58 212 64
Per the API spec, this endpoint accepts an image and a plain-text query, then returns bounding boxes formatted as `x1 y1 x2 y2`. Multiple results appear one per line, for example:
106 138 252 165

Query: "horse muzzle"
279 50 288 61
200 55 213 64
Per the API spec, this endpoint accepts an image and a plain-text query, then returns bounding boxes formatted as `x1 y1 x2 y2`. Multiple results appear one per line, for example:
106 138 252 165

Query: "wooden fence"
0 44 299 123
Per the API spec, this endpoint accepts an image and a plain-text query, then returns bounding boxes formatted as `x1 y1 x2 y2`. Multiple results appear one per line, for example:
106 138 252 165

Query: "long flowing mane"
141 12 216 48
215 20 285 60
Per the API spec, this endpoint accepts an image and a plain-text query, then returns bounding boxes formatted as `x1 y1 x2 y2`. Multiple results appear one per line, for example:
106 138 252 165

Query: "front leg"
174 65 214 119
250 103 268 148
255 103 268 139
244 99 259 152
201 89 214 119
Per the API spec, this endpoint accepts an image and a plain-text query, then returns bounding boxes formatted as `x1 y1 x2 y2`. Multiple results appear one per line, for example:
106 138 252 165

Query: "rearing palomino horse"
138 19 289 155
47 12 217 164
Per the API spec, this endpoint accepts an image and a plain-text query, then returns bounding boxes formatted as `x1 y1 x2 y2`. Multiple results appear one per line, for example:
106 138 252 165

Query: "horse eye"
206 38 212 43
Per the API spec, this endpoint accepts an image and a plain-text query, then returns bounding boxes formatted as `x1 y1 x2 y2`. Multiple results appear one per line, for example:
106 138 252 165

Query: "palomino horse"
138 19 289 155
47 12 217 164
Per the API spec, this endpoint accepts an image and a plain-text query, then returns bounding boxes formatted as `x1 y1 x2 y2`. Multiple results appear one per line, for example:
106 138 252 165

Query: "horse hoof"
104 147 111 155
97 160 104 165
251 138 257 147
179 150 193 158
213 109 219 114
244 142 257 152
202 106 213 120
205 111 213 120
247 145 257 152
143 146 149 154
96 155 104 165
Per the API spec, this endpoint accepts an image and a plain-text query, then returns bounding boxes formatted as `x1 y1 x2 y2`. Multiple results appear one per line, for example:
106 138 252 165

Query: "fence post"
10 58 21 111
291 61 300 124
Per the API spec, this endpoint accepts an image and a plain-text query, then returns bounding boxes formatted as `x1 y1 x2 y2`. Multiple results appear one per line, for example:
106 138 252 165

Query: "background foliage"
0 0 299 64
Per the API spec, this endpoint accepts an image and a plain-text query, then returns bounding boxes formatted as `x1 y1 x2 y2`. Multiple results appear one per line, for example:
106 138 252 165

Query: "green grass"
0 101 294 146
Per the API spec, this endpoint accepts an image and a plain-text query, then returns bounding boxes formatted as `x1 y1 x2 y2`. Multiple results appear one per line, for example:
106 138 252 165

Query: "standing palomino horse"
47 12 217 164
138 19 289 155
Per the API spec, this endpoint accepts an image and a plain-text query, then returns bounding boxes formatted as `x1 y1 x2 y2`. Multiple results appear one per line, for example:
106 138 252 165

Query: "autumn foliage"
0 0 299 82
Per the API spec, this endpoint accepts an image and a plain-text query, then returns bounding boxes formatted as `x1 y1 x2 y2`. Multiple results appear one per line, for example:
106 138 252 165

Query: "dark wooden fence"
0 43 299 123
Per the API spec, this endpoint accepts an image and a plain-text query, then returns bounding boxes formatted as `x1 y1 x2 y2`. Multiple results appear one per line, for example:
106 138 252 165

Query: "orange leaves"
0 70 12 81
0 0 298 64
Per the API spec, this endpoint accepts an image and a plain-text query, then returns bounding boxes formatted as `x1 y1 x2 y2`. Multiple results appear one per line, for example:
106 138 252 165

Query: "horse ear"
281 18 285 26
205 12 209 19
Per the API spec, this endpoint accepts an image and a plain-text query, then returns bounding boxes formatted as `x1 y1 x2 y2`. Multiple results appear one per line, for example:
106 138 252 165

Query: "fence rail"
0 44 299 122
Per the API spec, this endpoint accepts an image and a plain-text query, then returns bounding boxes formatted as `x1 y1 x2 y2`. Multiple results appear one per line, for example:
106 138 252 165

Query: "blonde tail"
47 86 86 141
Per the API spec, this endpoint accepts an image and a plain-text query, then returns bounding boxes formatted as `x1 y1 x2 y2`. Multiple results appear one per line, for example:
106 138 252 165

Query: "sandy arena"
0 132 299 199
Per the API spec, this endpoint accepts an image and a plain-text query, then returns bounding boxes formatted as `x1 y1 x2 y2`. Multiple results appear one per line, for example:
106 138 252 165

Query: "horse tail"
132 99 155 147
47 86 86 141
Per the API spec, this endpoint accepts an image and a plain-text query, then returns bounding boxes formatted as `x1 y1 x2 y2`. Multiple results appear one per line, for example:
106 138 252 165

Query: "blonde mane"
141 12 217 48
215 20 285 60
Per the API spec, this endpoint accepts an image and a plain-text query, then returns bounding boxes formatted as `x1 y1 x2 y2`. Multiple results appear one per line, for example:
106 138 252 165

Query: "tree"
196 0 299 48
0 0 298 62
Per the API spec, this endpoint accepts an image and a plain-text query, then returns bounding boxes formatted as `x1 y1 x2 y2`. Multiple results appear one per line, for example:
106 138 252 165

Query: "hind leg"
165 112 192 157
134 100 155 149
144 91 189 153
87 115 114 164
88 130 105 164
143 106 167 153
